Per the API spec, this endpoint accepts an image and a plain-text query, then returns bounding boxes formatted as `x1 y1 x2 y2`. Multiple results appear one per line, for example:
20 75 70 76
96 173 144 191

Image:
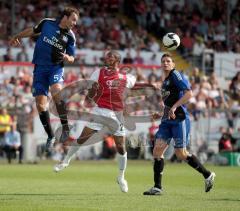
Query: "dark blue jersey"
161 69 191 121
32 18 76 66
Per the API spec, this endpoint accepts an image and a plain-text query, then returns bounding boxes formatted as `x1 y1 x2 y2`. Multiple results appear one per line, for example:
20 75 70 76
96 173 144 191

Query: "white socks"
63 147 127 179
63 145 80 164
117 152 127 179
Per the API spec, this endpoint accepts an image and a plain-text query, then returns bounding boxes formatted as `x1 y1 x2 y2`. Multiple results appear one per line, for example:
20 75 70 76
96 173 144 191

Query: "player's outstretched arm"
131 82 161 90
9 27 35 47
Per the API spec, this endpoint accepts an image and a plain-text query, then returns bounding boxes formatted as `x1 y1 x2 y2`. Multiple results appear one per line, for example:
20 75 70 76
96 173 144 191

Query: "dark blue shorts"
32 65 64 96
155 118 190 148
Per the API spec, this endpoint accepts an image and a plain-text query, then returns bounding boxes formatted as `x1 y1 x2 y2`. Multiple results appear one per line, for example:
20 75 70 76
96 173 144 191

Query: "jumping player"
54 51 135 193
9 7 79 151
54 50 159 193
143 53 216 195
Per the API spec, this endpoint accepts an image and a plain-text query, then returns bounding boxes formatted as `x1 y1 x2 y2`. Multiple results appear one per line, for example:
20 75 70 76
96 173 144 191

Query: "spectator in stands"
192 36 205 67
148 67 159 83
134 0 147 28
146 53 159 65
3 123 23 164
108 23 121 49
16 46 29 62
136 67 147 82
3 47 14 61
102 134 117 159
148 36 160 53
181 30 194 56
1 79 14 95
0 108 11 156
0 108 12 144
226 127 239 152
233 42 240 53
93 34 106 50
195 86 208 113
190 67 201 84
197 18 209 37
229 71 240 100
200 76 211 90
218 130 233 152
122 52 133 64
133 50 144 64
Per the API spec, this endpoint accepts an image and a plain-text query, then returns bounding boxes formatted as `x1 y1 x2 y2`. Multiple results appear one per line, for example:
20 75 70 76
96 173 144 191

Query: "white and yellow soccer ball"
162 33 180 50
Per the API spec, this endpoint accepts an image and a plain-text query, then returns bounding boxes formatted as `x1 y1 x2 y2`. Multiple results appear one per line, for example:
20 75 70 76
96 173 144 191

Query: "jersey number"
54 75 59 82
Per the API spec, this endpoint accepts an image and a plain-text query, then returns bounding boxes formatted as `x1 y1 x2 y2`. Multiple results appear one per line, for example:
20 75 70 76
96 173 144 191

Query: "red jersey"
90 67 136 111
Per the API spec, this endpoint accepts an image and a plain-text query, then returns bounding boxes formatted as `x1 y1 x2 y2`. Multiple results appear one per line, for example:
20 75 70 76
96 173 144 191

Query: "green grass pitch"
0 160 239 211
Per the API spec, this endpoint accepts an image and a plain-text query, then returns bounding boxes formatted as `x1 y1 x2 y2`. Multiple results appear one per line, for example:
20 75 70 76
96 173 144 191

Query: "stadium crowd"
124 0 240 55
0 0 160 64
0 0 239 162
1 0 239 63
1 64 239 120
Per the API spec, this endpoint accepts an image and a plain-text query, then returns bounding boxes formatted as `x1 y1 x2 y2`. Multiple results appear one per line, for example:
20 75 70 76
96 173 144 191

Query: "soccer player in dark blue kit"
143 53 216 195
9 7 79 151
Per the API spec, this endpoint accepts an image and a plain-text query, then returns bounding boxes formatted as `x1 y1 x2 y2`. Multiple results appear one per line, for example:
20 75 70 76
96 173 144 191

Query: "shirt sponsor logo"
106 80 120 89
43 36 63 50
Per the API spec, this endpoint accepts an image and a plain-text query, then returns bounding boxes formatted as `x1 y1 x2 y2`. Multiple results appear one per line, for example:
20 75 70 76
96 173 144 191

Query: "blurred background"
0 0 239 166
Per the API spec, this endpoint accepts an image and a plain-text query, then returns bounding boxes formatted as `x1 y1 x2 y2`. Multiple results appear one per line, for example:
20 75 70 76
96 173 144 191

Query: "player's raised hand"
9 36 21 47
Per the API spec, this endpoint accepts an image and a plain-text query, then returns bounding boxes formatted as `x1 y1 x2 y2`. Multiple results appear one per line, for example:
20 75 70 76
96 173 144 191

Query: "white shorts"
86 107 125 136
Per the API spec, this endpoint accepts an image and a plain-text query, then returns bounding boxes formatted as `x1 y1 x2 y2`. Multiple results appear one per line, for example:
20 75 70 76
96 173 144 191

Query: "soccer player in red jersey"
54 50 157 193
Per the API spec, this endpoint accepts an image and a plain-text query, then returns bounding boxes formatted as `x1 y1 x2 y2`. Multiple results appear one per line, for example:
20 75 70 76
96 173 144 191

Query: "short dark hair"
161 53 174 62
60 6 79 19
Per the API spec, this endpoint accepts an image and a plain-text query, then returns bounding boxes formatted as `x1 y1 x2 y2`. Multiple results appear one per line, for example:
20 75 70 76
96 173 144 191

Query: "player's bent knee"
153 146 164 158
36 103 47 112
35 96 48 112
175 150 188 160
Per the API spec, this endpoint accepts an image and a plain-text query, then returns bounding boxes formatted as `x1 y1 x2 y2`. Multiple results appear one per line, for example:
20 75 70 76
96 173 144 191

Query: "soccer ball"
162 33 180 50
